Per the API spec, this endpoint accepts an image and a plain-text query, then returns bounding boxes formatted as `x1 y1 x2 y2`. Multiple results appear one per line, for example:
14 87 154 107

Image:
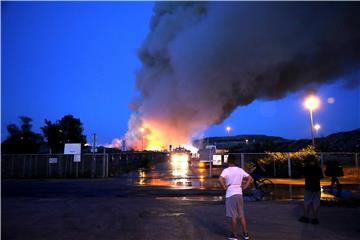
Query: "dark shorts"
225 194 244 218
304 190 321 208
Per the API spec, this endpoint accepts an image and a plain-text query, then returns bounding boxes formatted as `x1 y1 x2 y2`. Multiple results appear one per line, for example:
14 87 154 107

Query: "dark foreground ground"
2 178 360 240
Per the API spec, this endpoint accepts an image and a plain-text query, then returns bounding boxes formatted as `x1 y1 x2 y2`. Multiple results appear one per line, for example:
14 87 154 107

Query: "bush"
260 146 318 178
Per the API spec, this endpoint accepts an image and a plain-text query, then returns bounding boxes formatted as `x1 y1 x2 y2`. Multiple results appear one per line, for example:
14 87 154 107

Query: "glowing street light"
304 96 320 148
314 124 321 137
139 127 145 151
226 126 231 136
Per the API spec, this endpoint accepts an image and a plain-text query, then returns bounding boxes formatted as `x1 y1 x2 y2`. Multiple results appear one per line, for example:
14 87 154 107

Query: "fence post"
81 154 85 177
69 156 72 177
28 155 33 177
49 157 52 178
23 156 26 178
241 153 245 169
75 160 79 178
106 153 109 177
320 153 324 168
91 133 97 178
64 156 68 178
58 156 62 178
287 153 292 178
34 155 38 177
273 158 276 177
11 157 15 177
102 148 106 178
355 153 359 179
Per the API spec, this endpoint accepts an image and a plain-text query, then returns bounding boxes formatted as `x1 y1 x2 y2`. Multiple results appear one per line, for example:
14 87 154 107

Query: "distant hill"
193 128 360 152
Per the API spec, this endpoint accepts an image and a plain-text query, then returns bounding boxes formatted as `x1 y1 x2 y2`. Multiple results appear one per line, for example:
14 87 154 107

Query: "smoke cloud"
125 2 360 149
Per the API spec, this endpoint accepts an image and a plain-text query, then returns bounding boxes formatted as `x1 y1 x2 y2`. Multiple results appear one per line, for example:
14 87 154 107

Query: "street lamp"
226 126 231 136
314 124 321 137
139 127 145 151
304 96 320 148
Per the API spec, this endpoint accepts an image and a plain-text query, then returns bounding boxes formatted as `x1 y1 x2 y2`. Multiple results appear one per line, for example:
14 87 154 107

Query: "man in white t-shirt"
219 154 253 240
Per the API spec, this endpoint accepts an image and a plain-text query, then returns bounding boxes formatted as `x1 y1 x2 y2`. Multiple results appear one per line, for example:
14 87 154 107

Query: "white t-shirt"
220 166 250 198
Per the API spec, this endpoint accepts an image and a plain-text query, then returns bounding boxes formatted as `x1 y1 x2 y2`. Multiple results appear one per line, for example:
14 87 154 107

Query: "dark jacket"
304 164 324 192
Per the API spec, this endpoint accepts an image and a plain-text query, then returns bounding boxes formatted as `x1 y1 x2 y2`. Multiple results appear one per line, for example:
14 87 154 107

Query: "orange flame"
126 115 199 153
138 123 167 151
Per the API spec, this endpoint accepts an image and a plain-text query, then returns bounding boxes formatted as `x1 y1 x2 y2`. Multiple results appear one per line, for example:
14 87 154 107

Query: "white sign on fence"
64 143 81 154
212 155 222 166
73 154 81 162
49 158 58 164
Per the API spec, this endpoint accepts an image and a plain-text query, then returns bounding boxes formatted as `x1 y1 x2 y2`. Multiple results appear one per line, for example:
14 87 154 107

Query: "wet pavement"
2 160 360 240
118 160 360 202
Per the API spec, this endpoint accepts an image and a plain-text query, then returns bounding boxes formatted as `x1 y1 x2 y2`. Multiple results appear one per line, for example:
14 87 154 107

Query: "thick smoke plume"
125 2 360 150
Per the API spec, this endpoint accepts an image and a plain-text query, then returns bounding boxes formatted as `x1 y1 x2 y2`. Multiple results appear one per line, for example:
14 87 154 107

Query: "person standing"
219 154 253 240
325 160 343 196
299 154 324 224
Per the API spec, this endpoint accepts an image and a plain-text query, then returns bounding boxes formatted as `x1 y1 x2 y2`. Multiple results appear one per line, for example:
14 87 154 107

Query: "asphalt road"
2 160 360 240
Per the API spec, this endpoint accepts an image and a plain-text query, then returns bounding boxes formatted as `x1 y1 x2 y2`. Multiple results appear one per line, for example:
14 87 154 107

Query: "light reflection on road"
132 160 220 189
127 161 347 201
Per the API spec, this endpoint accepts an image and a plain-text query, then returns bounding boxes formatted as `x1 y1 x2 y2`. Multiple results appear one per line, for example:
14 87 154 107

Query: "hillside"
193 128 360 152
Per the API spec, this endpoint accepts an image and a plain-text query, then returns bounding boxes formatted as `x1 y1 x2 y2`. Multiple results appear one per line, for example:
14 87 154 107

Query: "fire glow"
130 120 198 153
138 123 164 151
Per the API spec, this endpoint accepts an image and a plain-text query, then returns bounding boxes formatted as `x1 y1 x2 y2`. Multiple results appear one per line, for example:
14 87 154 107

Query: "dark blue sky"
2 2 359 145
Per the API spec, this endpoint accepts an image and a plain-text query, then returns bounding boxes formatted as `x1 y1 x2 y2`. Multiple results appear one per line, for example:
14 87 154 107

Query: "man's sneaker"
298 216 309 223
227 233 238 240
311 218 320 225
242 232 250 240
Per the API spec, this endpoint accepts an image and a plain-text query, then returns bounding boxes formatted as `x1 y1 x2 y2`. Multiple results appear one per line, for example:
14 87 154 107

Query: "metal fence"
2 152 359 179
226 152 359 179
1 152 166 179
1 153 108 178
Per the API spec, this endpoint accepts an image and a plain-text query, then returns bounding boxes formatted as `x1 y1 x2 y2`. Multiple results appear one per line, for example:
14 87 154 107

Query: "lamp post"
139 127 145 151
304 96 320 148
225 126 232 158
314 124 321 137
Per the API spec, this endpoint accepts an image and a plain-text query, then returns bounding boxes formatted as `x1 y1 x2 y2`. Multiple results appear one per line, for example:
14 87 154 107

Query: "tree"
41 120 63 153
1 116 43 154
41 115 87 153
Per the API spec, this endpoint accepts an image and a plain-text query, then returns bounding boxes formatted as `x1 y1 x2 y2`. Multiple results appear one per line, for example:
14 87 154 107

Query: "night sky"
2 2 359 146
